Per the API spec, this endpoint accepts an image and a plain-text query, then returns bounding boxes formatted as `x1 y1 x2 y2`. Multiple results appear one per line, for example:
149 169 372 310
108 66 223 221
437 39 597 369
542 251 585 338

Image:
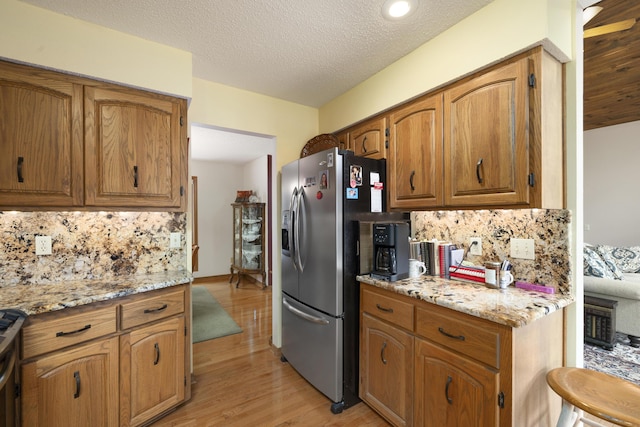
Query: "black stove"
0 309 27 356
0 308 26 427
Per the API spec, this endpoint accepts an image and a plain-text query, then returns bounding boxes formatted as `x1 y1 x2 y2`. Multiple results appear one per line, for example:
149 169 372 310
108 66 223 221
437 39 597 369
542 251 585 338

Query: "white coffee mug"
409 259 427 278
499 271 514 289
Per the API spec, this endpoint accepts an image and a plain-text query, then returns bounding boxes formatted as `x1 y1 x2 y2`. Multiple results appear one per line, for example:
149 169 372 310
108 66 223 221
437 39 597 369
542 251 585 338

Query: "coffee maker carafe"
371 222 409 281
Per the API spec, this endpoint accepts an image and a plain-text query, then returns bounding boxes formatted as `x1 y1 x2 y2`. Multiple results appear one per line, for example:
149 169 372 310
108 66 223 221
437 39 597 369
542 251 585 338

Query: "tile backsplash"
0 211 187 286
411 209 572 294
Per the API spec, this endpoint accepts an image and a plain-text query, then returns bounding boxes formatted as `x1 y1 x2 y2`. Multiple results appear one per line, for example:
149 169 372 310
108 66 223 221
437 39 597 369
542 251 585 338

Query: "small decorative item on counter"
515 281 555 294
484 261 502 288
449 264 485 283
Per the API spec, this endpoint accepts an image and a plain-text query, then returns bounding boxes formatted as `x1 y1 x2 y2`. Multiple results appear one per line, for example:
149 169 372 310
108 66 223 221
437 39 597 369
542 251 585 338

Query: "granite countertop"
0 271 192 316
357 274 574 328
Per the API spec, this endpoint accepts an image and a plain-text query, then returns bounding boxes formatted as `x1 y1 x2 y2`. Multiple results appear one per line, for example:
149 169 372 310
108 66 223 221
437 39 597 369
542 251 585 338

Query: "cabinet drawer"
22 305 117 359
362 288 414 331
415 306 501 369
121 288 185 330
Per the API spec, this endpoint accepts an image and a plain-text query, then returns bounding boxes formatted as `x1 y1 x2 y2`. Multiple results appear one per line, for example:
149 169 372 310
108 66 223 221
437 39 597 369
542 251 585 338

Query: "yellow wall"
189 78 318 172
0 0 192 99
319 0 574 132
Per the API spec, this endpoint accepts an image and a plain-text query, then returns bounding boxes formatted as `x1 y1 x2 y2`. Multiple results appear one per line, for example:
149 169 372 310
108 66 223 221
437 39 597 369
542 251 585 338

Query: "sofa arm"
584 274 640 301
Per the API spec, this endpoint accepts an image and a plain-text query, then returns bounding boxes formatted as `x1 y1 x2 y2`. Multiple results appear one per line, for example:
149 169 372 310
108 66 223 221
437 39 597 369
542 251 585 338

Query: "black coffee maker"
371 222 410 281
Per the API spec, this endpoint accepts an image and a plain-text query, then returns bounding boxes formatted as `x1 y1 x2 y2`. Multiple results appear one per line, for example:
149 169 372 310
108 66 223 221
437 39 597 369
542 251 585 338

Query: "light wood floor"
151 277 389 427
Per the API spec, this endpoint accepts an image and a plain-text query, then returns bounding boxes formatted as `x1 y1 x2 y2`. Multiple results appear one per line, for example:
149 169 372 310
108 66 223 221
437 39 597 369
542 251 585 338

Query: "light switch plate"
511 238 535 260
35 235 52 255
170 232 181 249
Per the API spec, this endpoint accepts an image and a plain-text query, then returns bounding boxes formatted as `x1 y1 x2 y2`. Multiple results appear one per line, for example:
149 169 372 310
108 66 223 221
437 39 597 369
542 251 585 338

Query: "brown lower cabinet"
361 313 414 427
21 336 120 427
19 284 191 427
359 284 562 427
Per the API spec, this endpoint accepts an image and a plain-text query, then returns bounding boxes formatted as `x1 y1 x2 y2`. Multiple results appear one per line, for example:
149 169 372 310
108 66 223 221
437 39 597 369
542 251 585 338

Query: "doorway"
189 124 276 287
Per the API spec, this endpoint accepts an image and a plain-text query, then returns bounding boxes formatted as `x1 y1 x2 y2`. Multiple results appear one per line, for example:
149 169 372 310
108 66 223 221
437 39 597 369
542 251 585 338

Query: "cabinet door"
335 131 349 151
443 57 530 207
0 61 84 207
84 86 185 208
21 337 119 427
415 338 499 427
389 94 443 209
360 313 414 427
120 315 186 427
350 117 387 159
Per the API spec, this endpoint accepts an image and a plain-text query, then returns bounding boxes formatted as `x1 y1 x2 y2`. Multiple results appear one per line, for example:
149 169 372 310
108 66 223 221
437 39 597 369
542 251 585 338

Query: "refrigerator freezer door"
281 294 343 403
281 160 299 299
296 148 343 316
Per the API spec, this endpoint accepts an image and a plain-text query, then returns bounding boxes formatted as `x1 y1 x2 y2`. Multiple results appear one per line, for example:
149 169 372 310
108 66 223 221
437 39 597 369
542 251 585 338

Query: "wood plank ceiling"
584 0 640 130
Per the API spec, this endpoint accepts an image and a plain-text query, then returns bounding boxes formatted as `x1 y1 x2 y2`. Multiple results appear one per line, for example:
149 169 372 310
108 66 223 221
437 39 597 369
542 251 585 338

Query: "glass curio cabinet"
230 202 266 288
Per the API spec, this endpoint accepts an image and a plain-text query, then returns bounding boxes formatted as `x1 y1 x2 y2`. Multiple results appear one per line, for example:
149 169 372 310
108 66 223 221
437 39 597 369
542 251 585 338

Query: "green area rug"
192 285 242 343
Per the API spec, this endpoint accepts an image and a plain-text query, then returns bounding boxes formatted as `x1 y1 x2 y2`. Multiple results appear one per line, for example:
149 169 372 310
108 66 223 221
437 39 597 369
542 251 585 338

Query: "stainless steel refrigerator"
280 147 406 413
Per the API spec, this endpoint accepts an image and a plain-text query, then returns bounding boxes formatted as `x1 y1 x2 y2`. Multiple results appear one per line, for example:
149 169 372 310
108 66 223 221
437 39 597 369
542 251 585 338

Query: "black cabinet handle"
154 343 160 365
438 327 465 341
56 324 91 337
476 158 483 184
17 157 24 183
133 165 139 188
74 371 81 399
362 136 367 153
376 303 394 313
410 170 416 191
380 341 387 365
144 304 168 314
445 375 453 404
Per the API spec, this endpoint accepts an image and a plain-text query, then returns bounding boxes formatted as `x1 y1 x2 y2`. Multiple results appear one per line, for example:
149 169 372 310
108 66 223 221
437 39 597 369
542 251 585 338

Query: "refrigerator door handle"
283 298 329 325
294 187 304 272
289 187 298 270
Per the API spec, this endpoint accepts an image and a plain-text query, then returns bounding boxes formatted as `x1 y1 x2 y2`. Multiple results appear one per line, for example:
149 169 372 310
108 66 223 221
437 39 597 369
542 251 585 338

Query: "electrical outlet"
510 238 535 260
170 232 181 249
469 237 482 255
35 235 52 255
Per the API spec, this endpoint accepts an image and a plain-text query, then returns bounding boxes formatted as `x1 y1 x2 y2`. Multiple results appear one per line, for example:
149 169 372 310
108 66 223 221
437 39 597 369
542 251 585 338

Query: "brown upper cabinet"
349 117 387 159
443 47 563 209
335 131 349 151
0 60 188 211
0 61 84 207
443 53 529 207
388 93 443 209
337 46 564 211
85 86 184 209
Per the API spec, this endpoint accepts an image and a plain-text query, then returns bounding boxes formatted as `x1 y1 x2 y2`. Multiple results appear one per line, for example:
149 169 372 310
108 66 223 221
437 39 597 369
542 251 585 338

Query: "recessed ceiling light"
382 0 416 20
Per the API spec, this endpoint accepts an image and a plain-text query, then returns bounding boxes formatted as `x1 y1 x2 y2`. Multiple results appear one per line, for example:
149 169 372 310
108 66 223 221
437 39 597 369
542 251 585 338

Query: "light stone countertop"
357 274 574 328
0 271 192 316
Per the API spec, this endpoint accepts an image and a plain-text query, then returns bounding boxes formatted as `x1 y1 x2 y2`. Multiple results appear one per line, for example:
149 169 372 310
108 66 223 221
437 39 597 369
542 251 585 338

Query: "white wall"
192 155 272 281
584 120 640 246
191 161 243 278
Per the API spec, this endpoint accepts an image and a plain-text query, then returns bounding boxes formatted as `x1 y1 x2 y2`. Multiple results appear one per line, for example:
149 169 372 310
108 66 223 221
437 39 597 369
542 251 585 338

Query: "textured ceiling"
20 0 493 108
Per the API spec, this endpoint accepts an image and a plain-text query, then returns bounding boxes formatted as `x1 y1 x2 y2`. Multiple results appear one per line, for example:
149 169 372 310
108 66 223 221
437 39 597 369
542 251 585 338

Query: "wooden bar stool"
546 367 640 427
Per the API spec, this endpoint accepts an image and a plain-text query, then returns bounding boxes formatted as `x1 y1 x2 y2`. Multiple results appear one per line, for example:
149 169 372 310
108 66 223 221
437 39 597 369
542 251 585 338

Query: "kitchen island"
357 274 574 427
6 271 192 427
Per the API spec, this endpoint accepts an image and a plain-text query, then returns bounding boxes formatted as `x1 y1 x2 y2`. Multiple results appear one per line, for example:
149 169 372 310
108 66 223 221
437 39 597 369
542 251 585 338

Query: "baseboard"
193 275 231 284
